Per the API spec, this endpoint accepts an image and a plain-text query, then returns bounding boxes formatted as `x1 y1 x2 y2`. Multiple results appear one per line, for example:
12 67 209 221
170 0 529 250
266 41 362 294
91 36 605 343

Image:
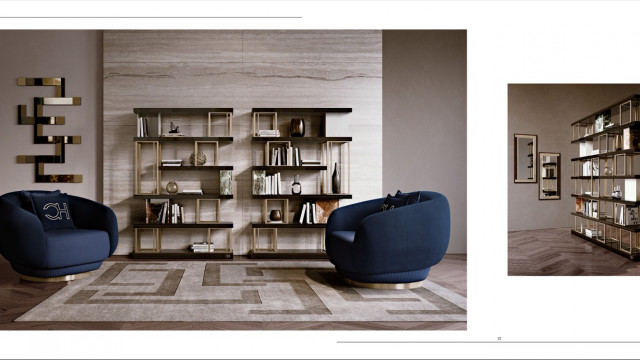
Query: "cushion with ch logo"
30 192 76 230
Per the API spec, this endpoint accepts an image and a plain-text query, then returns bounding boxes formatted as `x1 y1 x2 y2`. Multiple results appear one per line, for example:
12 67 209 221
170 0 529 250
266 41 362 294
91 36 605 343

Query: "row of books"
162 159 182 167
257 129 280 137
145 199 185 224
581 160 599 176
576 198 640 226
269 145 320 167
137 117 149 137
296 201 318 224
190 242 214 253
264 172 282 195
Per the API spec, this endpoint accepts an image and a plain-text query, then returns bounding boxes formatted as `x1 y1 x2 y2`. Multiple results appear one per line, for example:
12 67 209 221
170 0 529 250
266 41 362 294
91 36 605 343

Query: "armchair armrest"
326 197 385 235
0 198 48 268
68 195 119 256
353 194 450 274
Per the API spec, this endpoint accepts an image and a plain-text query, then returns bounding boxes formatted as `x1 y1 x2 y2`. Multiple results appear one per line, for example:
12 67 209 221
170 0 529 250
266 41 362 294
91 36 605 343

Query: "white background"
3 1 640 359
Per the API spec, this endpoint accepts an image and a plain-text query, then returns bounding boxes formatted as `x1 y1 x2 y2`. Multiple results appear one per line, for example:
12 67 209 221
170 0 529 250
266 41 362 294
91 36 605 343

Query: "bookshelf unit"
571 94 640 260
250 108 352 259
132 107 234 259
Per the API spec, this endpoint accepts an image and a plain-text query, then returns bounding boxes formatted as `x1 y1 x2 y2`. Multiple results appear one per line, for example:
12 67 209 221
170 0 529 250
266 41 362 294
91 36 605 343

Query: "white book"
277 173 281 195
311 202 317 224
266 176 271 195
306 202 311 224
295 148 300 166
299 203 307 224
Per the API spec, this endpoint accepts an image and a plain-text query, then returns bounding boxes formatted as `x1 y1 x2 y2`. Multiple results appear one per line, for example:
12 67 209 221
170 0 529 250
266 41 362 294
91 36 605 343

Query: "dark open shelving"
134 108 234 116
252 194 352 200
159 165 234 171
131 249 233 260
134 136 233 142
252 108 352 113
570 94 640 126
571 212 640 232
571 230 640 261
252 136 352 142
251 222 327 229
253 165 326 171
133 222 234 229
134 194 233 200
571 193 640 207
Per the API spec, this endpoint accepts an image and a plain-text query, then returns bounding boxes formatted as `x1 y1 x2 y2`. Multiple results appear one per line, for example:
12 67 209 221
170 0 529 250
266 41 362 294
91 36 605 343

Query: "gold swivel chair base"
19 271 91 283
341 276 425 290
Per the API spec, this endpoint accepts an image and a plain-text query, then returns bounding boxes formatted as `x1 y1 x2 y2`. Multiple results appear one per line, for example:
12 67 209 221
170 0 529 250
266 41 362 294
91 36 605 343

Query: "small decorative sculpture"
169 122 180 133
189 152 207 166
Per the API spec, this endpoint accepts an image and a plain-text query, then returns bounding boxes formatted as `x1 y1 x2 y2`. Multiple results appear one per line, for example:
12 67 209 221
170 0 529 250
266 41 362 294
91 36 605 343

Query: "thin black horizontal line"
0 16 302 19
338 341 640 344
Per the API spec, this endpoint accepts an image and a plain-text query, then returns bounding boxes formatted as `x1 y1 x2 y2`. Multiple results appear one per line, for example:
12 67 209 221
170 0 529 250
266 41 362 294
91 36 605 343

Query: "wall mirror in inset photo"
514 134 537 183
539 152 560 200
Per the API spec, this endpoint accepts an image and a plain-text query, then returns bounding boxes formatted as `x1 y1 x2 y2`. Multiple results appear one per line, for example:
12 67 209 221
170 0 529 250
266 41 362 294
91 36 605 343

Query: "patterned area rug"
15 261 466 322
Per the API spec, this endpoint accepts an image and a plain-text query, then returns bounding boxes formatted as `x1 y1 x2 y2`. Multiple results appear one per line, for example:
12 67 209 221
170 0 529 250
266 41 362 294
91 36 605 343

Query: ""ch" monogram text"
43 202 70 221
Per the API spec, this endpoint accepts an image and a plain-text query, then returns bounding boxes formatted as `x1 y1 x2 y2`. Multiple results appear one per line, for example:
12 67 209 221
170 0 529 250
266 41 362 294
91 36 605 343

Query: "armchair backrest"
0 190 56 212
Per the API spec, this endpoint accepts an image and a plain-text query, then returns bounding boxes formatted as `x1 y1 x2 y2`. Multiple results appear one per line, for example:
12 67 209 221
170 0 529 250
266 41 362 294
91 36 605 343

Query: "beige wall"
0 30 103 200
508 84 640 231
103 30 383 255
382 30 467 254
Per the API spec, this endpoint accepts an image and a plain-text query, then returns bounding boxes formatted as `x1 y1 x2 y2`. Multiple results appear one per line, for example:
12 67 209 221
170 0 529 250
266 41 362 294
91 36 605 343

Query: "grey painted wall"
103 30 383 255
0 31 103 200
382 30 467 254
508 84 640 231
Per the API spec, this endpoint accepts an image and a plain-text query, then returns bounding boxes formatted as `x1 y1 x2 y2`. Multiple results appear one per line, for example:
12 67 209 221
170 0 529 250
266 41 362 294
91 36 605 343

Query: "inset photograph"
509 84 640 275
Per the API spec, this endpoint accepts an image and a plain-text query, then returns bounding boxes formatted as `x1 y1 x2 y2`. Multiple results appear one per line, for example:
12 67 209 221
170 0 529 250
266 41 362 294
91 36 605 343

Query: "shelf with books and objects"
132 107 234 259
570 94 640 260
249 108 352 259
539 152 560 200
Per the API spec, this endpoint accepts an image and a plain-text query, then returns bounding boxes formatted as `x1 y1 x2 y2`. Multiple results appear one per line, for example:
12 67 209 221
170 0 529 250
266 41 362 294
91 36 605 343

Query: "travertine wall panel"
104 30 382 255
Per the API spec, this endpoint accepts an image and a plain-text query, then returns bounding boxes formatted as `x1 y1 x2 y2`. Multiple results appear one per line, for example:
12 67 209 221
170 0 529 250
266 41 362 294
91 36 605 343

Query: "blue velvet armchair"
0 190 118 281
325 191 450 288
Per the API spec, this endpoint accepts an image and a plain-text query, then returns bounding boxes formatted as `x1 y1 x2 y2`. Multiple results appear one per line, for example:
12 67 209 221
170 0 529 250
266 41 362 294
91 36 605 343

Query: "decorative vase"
189 152 207 166
269 209 282 222
291 174 301 195
166 181 178 194
332 162 340 194
290 118 305 137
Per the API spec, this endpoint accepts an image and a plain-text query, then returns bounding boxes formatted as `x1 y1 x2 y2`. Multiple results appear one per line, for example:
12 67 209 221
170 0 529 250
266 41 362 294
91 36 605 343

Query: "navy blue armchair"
325 191 450 289
0 190 118 281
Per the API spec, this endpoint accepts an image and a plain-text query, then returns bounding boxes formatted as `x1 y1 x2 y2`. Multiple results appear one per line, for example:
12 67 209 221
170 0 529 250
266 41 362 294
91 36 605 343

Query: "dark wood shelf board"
159 165 233 171
131 250 233 259
252 108 352 113
541 177 557 180
133 222 234 229
252 136 352 142
542 163 557 166
135 136 233 142
252 194 352 199
134 108 233 116
570 149 640 161
571 212 640 231
571 122 640 143
247 249 328 259
252 165 327 171
571 194 640 206
571 175 640 179
570 95 640 126
571 230 640 261
251 222 327 229
133 194 233 200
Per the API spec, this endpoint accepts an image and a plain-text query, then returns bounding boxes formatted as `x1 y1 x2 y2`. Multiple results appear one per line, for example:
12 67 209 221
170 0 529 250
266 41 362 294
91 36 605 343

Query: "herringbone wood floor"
0 254 466 330
509 227 640 275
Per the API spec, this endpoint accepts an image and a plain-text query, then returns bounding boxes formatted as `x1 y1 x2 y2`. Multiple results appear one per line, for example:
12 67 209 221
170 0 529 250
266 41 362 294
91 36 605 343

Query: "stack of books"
264 173 281 195
145 199 185 224
301 159 321 166
584 228 602 238
161 159 182 167
137 117 149 137
190 242 214 253
181 189 203 195
297 201 317 224
257 129 280 137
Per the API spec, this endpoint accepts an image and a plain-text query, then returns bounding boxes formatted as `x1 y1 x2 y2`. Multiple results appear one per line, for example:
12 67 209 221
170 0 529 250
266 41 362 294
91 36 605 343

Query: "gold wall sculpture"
16 77 82 183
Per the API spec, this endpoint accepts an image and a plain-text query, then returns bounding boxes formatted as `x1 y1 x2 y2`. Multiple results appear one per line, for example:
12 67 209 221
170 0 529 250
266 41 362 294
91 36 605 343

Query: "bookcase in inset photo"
249 107 352 259
132 107 234 259
570 94 640 260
